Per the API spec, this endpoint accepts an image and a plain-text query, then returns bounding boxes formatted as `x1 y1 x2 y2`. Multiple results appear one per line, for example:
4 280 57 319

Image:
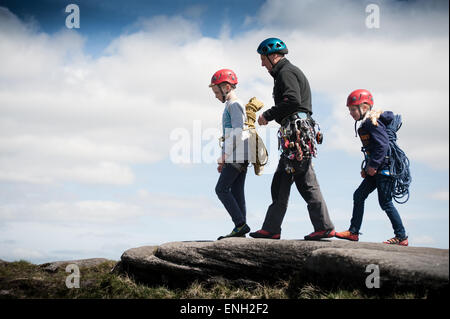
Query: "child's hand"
366 166 377 176
217 154 226 164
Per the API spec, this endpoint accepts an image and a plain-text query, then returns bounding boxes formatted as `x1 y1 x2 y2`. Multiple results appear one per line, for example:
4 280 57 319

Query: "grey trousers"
261 157 334 234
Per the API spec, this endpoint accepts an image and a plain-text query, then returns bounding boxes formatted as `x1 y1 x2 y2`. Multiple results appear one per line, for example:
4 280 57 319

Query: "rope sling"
360 114 411 203
244 97 268 176
386 114 412 204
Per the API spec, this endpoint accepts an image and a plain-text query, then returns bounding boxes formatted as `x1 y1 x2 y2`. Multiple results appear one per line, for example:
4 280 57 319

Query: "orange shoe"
383 236 408 246
335 230 359 241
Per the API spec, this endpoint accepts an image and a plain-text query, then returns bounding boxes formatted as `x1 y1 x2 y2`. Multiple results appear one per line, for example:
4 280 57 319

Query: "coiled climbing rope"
386 114 412 204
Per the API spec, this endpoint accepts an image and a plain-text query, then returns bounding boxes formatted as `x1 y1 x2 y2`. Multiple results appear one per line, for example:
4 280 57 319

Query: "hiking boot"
335 230 359 242
383 236 408 246
304 229 336 241
249 229 280 239
217 223 250 240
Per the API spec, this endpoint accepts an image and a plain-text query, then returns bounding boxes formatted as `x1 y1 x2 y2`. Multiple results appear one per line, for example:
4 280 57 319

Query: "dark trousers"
262 157 334 234
350 174 406 238
215 164 247 227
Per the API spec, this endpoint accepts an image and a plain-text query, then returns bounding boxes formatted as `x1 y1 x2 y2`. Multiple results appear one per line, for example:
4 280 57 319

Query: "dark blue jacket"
358 111 394 170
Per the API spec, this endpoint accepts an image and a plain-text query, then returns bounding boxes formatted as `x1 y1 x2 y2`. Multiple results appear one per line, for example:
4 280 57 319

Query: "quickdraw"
278 113 323 174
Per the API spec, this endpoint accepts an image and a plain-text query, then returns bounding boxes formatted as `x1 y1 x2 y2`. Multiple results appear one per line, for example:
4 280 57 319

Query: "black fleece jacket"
262 58 312 124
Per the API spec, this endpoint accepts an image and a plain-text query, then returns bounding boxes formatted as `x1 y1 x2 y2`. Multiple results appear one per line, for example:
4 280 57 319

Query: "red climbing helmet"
209 69 238 87
347 89 374 107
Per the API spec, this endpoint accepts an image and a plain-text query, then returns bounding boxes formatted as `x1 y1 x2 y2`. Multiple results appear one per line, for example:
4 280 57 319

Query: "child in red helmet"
209 69 251 240
335 89 408 246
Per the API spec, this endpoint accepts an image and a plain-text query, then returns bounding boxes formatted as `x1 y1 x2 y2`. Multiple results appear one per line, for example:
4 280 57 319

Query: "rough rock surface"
116 239 448 292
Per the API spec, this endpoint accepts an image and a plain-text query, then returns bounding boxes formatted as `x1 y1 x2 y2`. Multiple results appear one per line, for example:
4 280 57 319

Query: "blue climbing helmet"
257 38 288 55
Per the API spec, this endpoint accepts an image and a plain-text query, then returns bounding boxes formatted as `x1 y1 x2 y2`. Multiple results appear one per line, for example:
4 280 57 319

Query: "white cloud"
0 190 226 262
135 189 223 220
0 218 163 263
0 200 144 224
9 247 46 261
0 11 224 185
429 190 449 201
257 0 448 37
2 2 446 188
0 188 224 228
412 235 436 246
0 1 448 261
59 162 135 185
250 1 450 170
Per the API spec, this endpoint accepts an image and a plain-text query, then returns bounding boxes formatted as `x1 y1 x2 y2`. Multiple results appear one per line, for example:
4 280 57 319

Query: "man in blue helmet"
249 38 335 240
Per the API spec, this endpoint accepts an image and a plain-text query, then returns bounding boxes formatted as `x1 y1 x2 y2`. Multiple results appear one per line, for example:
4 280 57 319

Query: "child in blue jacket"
335 89 408 246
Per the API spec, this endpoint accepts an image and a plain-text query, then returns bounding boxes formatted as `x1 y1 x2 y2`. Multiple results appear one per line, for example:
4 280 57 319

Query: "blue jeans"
350 174 406 238
215 164 247 227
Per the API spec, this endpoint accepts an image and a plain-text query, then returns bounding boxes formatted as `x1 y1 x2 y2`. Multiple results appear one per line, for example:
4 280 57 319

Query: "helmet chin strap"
354 105 370 137
219 85 229 103
357 106 366 121
268 54 282 70
267 55 275 68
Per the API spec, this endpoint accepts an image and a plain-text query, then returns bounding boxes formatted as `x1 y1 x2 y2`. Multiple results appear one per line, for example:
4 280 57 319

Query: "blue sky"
0 0 448 263
0 0 266 56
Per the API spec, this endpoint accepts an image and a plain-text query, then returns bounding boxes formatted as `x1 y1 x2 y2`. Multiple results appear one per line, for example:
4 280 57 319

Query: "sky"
0 0 448 264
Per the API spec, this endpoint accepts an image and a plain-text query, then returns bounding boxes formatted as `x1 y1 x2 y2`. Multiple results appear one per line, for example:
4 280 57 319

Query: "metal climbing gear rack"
278 112 323 174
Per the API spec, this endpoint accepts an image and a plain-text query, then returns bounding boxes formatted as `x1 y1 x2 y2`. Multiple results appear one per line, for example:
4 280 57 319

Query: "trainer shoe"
304 229 336 240
383 236 408 246
217 223 250 240
249 229 281 239
335 230 359 242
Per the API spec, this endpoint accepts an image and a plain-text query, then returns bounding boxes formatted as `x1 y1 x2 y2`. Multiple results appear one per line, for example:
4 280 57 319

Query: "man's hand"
258 114 268 126
366 166 377 176
360 170 367 178
217 163 224 173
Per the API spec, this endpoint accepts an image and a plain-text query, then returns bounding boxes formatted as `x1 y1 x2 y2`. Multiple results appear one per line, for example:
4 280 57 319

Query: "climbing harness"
278 112 323 174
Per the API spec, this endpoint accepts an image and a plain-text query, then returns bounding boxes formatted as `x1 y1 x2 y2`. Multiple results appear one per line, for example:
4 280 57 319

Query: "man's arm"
263 71 301 122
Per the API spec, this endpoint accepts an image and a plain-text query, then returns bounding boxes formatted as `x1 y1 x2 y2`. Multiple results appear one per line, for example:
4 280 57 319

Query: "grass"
0 260 424 299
